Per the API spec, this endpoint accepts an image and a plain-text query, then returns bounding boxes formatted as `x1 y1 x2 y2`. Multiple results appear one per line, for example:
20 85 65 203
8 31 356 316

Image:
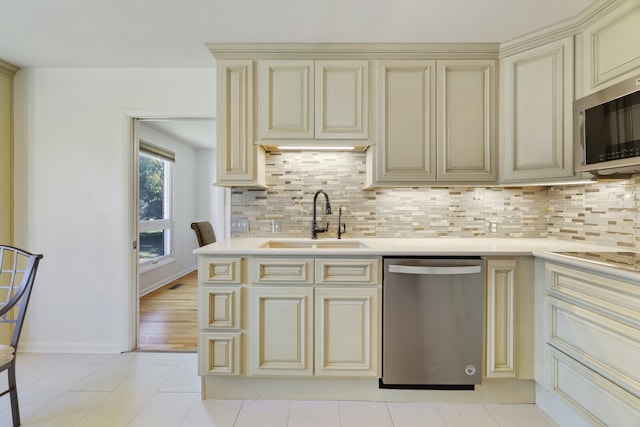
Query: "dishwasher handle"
388 264 481 275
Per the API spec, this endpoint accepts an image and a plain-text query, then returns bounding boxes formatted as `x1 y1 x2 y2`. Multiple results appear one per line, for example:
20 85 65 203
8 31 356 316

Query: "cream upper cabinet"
371 59 496 185
580 0 640 95
216 60 266 188
258 60 314 140
437 60 496 182
257 59 369 143
373 60 437 183
500 37 574 183
315 60 368 140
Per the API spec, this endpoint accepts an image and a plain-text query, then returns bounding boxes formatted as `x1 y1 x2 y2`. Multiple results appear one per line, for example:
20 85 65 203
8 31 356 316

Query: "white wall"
137 123 198 296
13 67 216 352
195 147 227 241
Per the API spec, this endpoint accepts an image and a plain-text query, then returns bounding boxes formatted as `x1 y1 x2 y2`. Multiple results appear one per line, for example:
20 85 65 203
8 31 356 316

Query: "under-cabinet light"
276 145 356 151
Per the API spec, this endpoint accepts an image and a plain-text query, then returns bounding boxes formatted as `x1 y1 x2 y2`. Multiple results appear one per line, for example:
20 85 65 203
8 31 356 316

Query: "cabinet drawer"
315 258 380 285
548 296 640 396
547 347 640 426
545 263 640 326
200 286 241 329
200 257 242 284
250 258 313 284
199 332 241 376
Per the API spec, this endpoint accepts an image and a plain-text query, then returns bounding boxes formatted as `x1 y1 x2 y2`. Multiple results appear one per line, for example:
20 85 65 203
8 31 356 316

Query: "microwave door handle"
388 265 482 275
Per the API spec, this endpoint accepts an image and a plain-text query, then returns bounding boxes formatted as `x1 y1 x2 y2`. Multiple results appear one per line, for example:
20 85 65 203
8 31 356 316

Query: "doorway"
133 117 224 352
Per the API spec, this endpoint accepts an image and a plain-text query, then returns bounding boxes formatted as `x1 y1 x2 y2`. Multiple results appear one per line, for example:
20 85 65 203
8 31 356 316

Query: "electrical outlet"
272 220 283 233
231 218 249 232
488 220 498 233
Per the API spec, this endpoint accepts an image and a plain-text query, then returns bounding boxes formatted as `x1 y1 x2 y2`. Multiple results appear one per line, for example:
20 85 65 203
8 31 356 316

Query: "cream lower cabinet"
485 258 517 379
198 257 244 376
540 262 640 426
314 287 379 377
248 286 314 376
247 256 381 378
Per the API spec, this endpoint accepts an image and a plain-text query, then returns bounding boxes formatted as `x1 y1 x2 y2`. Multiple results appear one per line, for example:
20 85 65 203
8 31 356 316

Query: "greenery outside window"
139 141 175 268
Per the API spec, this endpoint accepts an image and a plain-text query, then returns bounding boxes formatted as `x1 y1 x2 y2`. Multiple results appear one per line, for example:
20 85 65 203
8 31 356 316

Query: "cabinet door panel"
249 287 313 376
485 259 516 378
258 60 314 139
437 60 496 182
315 287 379 377
199 286 241 329
500 38 574 182
315 60 368 139
376 60 436 182
216 60 265 187
199 332 241 376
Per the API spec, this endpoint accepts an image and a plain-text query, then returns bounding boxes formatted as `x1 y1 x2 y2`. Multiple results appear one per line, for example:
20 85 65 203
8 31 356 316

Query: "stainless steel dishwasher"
381 257 484 390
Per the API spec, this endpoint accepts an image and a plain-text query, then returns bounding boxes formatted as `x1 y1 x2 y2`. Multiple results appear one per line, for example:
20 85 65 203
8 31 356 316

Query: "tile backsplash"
230 151 639 250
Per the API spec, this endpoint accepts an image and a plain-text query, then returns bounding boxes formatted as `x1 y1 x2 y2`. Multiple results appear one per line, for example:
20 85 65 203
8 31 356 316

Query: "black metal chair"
0 245 43 427
190 221 216 247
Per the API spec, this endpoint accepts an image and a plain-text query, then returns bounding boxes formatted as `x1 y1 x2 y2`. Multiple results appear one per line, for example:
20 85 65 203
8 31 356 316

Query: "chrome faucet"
311 189 332 239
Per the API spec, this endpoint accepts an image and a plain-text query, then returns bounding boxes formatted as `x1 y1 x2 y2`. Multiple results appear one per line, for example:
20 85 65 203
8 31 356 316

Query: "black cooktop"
554 251 640 274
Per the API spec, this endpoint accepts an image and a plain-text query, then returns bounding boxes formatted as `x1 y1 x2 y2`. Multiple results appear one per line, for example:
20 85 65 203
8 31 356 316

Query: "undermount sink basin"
260 240 369 249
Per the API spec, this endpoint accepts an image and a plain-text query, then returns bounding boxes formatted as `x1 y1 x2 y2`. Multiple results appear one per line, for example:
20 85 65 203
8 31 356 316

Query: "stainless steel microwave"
574 74 640 175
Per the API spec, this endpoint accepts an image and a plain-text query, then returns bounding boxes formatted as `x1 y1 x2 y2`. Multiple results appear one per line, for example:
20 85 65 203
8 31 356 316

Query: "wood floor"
138 270 198 352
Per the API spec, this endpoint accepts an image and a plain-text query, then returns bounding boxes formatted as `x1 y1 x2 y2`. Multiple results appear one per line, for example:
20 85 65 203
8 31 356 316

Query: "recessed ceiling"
0 0 597 68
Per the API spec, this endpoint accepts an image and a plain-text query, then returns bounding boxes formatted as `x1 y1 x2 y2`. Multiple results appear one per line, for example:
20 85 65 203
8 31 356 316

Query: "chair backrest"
0 246 43 350
190 221 216 247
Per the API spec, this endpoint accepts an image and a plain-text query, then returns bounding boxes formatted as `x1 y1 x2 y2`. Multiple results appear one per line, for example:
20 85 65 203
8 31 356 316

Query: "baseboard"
138 266 196 297
18 342 125 354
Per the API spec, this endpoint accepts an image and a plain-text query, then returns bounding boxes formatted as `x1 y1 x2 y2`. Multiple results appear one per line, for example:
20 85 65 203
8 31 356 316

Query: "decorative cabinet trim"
199 286 241 329
315 258 380 285
248 286 313 376
199 332 241 376
250 257 314 284
314 287 379 377
485 258 517 378
199 257 242 284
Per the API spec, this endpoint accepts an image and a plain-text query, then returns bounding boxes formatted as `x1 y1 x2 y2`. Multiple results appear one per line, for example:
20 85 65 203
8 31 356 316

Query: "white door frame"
124 109 222 351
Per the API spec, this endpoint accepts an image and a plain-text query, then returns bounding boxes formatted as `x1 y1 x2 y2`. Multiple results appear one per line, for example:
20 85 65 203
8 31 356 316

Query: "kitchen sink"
260 240 369 249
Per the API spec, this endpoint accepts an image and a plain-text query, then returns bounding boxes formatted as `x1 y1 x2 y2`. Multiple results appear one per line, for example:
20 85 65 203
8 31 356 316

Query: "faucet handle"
338 223 346 239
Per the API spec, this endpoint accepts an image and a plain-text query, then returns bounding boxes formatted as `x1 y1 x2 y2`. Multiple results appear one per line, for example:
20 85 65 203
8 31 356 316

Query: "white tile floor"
0 351 560 427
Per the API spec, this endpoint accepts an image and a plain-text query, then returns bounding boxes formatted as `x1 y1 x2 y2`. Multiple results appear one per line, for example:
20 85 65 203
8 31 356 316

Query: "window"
138 141 175 268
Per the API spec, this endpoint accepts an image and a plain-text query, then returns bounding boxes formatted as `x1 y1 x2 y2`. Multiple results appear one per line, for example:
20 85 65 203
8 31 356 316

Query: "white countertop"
194 237 623 257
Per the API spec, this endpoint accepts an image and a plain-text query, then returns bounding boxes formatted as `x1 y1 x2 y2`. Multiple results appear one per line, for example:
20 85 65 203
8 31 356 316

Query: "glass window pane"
139 154 166 221
139 230 168 262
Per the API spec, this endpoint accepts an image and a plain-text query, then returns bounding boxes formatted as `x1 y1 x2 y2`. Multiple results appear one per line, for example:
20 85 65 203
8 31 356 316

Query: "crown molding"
0 60 19 78
499 0 621 58
207 42 501 60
